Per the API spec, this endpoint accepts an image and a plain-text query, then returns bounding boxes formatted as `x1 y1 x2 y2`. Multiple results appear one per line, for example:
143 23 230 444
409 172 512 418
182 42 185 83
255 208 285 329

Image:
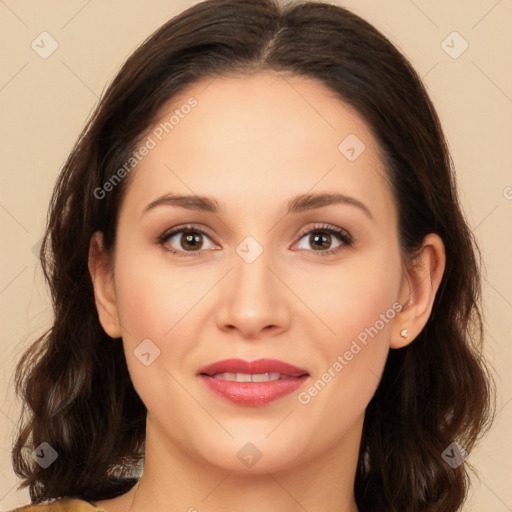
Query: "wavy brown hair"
12 0 494 510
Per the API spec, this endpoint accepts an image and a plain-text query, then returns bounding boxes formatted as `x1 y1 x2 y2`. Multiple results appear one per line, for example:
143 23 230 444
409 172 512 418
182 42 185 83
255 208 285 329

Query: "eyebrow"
142 192 373 219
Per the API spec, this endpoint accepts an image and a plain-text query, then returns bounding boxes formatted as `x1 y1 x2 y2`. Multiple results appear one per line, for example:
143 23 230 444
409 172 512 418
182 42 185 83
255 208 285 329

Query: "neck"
123 414 362 512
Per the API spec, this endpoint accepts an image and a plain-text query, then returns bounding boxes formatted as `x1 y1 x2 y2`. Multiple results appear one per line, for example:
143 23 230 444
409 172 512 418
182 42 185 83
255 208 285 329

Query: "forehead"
121 71 394 220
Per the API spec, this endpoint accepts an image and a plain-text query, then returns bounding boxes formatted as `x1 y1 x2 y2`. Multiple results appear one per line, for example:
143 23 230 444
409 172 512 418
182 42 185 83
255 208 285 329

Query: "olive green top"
8 498 104 512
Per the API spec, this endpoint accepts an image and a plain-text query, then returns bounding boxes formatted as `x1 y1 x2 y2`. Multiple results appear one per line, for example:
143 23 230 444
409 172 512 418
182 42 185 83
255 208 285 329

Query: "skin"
88 72 445 512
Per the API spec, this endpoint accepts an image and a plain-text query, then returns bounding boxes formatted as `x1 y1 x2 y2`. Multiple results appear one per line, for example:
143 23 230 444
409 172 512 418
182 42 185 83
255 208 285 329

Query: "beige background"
1 0 511 510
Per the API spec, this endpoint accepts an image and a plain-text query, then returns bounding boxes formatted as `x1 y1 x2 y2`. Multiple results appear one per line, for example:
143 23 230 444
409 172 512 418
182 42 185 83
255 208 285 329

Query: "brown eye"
159 225 217 256
295 224 353 255
179 231 205 251
309 231 333 250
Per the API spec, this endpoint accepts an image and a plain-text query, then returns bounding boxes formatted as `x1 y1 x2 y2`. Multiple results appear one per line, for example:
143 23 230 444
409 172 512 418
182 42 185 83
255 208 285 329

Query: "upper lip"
198 358 309 378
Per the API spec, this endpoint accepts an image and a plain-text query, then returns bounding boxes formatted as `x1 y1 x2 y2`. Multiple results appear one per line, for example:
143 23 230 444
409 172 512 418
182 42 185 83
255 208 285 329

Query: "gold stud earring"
400 328 408 339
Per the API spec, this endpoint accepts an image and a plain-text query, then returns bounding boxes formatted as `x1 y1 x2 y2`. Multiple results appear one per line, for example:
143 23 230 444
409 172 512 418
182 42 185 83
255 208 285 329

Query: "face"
94 72 409 474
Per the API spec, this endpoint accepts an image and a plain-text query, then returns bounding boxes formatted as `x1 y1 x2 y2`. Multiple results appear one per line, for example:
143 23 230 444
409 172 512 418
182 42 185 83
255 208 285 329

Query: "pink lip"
198 358 308 377
198 358 310 407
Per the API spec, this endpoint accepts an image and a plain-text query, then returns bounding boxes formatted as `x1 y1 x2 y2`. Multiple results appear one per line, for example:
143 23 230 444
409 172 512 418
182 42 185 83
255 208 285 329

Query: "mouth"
197 358 310 406
206 372 297 382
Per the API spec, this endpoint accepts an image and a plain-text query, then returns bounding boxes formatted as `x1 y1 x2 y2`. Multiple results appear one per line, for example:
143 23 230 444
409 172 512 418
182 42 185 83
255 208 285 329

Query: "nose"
215 247 291 339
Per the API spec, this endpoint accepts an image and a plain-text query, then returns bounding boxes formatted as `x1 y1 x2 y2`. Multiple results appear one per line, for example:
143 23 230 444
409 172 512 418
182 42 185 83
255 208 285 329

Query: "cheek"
112 248 209 340
110 241 227 396
111 253 201 429
300 250 401 344
296 251 401 405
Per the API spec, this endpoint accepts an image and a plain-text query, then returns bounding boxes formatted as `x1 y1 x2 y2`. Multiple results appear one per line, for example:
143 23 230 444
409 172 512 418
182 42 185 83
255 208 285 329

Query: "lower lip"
199 375 309 406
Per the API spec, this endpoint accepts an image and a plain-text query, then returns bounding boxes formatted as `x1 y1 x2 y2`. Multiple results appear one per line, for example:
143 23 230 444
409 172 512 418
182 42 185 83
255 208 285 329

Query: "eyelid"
295 223 353 244
159 224 214 240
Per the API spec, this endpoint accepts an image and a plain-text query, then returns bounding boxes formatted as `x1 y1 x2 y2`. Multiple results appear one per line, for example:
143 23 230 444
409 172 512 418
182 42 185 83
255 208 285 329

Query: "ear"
390 233 446 349
88 231 121 338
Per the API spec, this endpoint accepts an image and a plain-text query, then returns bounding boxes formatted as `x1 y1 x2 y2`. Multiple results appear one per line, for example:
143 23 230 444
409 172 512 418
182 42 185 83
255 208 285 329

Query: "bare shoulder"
8 498 104 512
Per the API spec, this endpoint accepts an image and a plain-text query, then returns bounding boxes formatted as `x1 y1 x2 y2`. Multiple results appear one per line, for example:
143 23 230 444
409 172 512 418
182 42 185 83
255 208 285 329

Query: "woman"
10 0 494 511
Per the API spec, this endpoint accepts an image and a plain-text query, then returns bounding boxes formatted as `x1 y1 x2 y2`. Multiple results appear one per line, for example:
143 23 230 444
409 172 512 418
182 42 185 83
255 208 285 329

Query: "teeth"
212 372 286 382
251 372 277 382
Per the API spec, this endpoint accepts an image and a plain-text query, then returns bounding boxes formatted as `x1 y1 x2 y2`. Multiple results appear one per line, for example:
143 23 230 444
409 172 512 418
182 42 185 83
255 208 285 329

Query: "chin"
191 434 310 475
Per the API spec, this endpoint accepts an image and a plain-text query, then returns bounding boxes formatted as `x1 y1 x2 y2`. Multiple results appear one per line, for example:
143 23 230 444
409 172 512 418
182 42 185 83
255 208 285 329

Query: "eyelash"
157 223 354 257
